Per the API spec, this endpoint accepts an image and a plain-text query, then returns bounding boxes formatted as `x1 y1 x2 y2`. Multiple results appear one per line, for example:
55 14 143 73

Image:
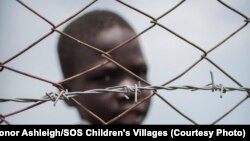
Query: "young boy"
58 10 151 124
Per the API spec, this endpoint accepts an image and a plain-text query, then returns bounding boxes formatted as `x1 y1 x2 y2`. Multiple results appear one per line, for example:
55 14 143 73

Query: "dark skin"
62 22 151 124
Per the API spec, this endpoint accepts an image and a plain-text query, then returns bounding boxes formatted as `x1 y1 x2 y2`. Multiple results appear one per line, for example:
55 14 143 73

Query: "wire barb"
53 89 68 106
45 92 56 102
210 71 215 92
207 71 227 98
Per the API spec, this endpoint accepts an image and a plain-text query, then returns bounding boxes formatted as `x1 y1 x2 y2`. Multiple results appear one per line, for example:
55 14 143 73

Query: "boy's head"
58 10 151 124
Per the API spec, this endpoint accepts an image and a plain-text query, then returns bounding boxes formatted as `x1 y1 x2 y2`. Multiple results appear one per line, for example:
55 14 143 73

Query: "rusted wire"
0 115 11 125
1 64 63 90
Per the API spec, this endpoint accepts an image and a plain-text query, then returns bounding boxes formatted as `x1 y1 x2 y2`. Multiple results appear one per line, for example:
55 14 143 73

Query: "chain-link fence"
0 0 249 124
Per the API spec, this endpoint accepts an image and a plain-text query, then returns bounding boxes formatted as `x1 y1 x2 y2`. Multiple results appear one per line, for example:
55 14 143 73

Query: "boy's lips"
112 104 146 121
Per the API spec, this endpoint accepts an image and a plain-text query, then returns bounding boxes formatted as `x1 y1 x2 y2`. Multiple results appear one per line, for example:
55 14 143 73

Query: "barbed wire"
1 67 248 100
1 83 249 104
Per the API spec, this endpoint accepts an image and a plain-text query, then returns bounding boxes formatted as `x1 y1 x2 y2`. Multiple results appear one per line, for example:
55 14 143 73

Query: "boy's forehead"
97 26 132 41
94 25 136 51
73 25 145 70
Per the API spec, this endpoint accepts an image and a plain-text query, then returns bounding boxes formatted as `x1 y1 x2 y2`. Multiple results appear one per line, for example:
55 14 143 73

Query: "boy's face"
68 25 151 124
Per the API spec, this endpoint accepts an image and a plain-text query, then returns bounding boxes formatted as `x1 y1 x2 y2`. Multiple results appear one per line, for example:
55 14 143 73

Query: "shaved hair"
58 10 135 78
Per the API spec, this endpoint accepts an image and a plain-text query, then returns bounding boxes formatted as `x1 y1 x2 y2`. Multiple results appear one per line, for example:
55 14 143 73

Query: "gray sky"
0 0 249 124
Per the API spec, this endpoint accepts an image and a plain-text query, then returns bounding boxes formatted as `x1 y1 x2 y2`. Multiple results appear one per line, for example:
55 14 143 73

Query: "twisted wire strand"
1 84 249 103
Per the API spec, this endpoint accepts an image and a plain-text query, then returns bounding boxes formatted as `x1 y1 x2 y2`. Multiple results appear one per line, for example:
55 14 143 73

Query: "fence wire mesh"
0 0 249 125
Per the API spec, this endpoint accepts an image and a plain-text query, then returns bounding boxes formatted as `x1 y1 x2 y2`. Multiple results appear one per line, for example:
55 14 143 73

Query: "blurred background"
0 0 249 124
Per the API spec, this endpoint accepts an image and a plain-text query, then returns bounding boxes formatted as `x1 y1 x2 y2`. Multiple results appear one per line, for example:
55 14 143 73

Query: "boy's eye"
92 74 111 82
103 75 111 82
